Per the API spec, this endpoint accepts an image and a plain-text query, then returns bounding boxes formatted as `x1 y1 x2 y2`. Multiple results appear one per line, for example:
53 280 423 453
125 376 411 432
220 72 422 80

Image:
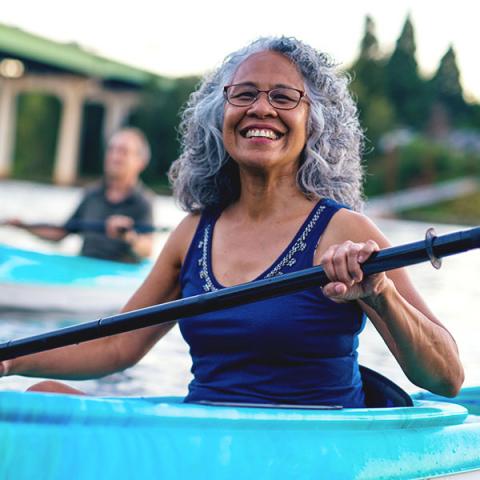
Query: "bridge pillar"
0 80 17 178
53 83 85 185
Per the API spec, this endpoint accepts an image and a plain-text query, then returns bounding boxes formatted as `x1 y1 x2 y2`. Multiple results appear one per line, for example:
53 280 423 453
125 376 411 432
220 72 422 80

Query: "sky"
2 0 480 101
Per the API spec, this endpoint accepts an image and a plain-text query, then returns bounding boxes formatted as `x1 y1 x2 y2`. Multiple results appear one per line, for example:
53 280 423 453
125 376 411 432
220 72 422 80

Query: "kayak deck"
1 389 480 479
0 243 152 312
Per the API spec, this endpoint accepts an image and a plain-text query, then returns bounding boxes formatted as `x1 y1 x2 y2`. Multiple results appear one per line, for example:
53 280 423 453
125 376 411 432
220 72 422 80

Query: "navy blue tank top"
179 198 366 407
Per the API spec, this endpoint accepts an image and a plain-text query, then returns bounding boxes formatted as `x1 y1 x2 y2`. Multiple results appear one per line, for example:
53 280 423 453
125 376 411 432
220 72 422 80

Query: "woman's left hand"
320 240 391 302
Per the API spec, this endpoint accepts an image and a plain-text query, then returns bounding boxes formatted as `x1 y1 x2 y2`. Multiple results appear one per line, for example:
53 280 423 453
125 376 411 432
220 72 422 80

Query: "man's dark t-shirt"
66 182 154 263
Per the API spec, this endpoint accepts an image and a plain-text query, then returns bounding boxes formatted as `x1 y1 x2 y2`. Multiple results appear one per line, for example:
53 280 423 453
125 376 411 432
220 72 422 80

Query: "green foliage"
78 103 105 177
359 15 380 61
469 105 480 127
364 137 480 196
128 76 201 186
351 15 480 134
428 46 469 125
349 13 480 200
385 16 428 127
350 16 394 152
397 190 480 225
13 93 61 181
398 139 460 185
8 12 480 198
362 96 396 143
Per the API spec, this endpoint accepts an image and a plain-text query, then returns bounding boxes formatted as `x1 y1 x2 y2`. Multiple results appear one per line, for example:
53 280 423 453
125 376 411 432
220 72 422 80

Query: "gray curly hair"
169 36 365 212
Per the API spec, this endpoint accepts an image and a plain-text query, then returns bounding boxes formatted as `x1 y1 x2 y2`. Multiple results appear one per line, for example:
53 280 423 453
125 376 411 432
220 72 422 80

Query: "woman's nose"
246 93 277 117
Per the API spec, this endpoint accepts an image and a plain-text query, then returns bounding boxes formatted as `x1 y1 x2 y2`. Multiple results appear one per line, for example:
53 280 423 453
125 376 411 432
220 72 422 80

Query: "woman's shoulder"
171 212 202 243
166 213 203 264
319 207 392 249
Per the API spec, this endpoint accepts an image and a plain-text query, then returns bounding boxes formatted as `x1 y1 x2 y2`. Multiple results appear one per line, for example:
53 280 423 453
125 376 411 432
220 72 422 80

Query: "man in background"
7 127 155 263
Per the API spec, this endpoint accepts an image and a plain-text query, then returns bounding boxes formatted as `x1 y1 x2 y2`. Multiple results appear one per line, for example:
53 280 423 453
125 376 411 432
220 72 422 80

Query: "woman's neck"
233 171 313 221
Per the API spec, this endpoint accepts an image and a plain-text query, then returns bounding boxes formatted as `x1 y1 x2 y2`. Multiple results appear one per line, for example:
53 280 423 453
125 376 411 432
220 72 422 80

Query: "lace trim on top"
197 204 326 292
198 224 217 292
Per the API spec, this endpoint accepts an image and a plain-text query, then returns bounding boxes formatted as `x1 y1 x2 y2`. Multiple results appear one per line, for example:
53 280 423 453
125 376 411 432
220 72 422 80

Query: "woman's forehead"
232 51 304 87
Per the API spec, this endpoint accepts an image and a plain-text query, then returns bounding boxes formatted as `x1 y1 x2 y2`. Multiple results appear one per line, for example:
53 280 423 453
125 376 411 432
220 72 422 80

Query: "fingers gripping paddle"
1 226 479 362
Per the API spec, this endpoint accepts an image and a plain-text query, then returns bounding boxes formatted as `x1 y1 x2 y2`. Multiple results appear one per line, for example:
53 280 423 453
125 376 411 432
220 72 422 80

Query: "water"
1 180 479 397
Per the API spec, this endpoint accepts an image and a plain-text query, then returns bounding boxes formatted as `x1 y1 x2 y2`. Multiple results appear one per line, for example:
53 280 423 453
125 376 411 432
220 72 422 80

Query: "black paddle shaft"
2 220 170 234
1 226 480 362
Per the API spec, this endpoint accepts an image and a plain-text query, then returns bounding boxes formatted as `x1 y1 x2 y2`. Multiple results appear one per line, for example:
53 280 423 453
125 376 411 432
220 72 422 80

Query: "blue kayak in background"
0 388 480 479
0 243 152 313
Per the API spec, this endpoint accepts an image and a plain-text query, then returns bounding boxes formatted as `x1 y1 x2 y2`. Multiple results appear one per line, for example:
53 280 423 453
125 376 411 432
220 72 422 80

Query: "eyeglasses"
223 84 306 110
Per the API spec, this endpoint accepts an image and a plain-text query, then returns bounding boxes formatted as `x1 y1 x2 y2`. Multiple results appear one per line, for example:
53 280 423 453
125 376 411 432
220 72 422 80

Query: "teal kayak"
1 388 480 479
0 243 152 312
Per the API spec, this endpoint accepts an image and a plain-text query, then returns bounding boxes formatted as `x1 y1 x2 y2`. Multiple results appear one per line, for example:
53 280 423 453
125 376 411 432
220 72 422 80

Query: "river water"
1 180 479 397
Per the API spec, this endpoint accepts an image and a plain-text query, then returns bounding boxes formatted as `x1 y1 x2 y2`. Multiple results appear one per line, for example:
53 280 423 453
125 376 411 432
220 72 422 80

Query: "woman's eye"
271 93 293 103
234 91 256 99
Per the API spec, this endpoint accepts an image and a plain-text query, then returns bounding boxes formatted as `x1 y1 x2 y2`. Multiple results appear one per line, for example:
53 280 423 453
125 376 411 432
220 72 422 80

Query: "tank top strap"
179 206 220 289
309 197 348 249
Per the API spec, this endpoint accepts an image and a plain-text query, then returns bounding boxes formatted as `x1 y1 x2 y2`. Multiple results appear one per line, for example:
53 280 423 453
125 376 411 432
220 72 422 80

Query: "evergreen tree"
386 15 428 128
351 15 386 96
359 15 380 61
429 45 468 124
350 15 394 151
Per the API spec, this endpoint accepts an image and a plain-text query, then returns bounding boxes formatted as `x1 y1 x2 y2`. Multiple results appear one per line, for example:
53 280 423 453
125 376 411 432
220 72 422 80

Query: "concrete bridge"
0 23 167 184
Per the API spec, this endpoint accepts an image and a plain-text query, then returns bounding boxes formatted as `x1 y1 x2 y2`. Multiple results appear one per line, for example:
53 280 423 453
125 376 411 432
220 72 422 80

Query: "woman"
0 37 463 407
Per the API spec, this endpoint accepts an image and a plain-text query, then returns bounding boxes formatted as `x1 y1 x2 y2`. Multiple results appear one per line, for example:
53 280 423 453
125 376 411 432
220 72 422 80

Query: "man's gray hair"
169 36 365 212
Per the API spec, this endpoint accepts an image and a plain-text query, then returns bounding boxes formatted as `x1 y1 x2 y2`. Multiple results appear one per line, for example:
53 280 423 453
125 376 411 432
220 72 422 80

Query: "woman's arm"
316 210 464 397
1 214 200 380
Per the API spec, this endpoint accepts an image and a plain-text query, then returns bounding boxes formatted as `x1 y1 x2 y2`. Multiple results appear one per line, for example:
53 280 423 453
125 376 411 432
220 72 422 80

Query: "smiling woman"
171 37 364 212
1 37 464 409
222 51 309 177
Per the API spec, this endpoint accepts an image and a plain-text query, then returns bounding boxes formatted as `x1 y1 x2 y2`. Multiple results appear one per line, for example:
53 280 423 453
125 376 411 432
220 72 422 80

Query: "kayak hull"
1 389 480 479
0 244 152 313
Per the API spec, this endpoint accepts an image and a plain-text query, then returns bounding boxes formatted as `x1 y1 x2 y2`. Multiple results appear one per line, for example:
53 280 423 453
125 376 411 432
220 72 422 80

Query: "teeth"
245 129 278 139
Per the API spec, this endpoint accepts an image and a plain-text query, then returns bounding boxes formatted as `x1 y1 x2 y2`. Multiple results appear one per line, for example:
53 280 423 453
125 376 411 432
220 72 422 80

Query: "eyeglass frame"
223 84 307 110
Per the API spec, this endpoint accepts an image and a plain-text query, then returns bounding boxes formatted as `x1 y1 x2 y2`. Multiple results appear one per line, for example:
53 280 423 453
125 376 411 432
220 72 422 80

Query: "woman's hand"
320 239 391 302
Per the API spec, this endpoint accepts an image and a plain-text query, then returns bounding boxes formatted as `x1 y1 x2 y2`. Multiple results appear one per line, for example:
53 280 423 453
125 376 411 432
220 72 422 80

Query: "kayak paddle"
0 219 171 234
0 226 479 362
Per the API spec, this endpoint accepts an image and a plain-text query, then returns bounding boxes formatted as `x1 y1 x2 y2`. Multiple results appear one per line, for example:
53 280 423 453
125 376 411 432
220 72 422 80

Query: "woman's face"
223 51 309 174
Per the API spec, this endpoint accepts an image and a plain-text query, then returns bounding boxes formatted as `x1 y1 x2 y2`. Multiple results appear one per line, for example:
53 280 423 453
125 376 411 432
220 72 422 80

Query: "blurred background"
1 0 479 396
0 0 479 220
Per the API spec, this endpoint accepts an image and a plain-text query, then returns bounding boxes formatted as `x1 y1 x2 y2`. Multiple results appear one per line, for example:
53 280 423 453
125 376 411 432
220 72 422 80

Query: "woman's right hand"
320 239 390 303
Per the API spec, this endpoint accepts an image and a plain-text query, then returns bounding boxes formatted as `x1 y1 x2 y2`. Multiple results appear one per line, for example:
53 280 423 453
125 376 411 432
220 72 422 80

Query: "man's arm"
4 218 68 242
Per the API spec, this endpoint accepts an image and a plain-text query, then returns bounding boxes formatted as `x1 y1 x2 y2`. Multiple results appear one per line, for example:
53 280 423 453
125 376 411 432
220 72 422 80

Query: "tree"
349 16 394 152
359 15 380 61
13 93 61 181
429 45 468 125
386 15 428 128
351 16 386 97
129 76 201 188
